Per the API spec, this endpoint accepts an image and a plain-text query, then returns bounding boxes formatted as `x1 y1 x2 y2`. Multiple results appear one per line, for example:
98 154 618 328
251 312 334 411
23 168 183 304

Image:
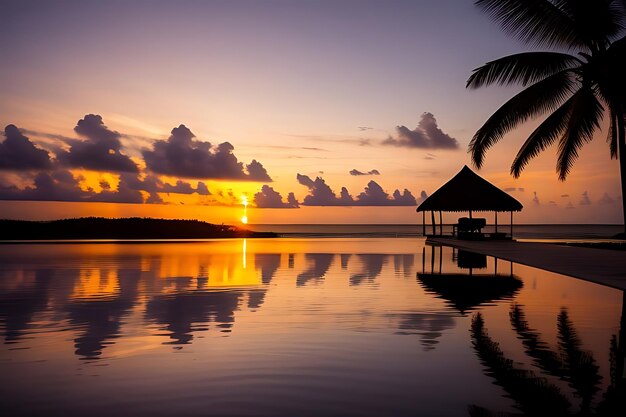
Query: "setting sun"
241 195 248 224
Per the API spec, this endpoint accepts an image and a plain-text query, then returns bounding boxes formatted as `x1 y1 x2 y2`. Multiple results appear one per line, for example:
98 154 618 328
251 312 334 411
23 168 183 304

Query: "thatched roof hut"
417 166 523 237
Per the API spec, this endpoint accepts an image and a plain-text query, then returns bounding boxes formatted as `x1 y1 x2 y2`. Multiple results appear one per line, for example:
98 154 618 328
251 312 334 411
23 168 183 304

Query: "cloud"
84 174 207 204
532 192 540 205
296 174 347 206
579 191 591 205
504 187 525 193
0 170 90 202
0 171 156 204
599 193 615 205
383 113 459 149
393 189 419 205
0 125 52 170
560 194 569 198
21 129 76 143
357 181 417 206
142 124 271 181
287 192 299 207
246 159 272 181
196 182 211 196
0 170 211 204
121 174 210 199
254 185 299 208
57 114 138 172
90 173 146 204
424 153 436 160
296 174 419 206
350 169 380 176
160 179 210 195
357 126 373 131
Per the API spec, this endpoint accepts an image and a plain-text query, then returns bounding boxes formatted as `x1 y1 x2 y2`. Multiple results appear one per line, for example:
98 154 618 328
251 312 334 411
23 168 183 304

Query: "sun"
241 195 249 224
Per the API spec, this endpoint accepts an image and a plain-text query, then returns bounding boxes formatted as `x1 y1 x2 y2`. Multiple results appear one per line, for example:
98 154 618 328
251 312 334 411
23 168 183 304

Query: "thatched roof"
416 165 523 212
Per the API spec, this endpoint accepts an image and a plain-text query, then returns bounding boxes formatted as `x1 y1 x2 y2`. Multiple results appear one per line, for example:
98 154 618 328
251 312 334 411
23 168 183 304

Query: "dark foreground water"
0 238 624 416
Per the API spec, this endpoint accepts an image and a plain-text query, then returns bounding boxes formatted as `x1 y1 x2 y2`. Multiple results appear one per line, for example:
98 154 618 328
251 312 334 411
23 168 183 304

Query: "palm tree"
466 0 626 234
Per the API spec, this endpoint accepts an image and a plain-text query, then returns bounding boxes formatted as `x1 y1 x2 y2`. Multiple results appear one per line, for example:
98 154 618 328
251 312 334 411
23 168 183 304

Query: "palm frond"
556 309 602 412
608 111 618 159
557 86 604 180
475 0 585 49
470 313 571 415
511 92 576 177
467 52 580 89
597 35 626 107
562 0 625 49
469 70 576 169
509 304 564 376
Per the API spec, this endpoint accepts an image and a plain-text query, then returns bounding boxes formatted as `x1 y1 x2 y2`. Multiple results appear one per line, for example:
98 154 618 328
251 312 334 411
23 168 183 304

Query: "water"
0 238 623 416
249 224 623 239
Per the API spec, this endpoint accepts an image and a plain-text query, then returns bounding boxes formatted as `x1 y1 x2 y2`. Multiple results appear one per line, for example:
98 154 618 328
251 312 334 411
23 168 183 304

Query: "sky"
0 0 623 225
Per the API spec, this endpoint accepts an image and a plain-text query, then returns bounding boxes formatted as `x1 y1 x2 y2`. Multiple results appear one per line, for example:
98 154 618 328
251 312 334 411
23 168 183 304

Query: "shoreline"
427 237 626 291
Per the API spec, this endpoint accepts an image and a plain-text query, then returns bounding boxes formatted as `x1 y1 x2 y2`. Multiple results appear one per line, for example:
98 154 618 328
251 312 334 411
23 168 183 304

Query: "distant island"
0 217 276 240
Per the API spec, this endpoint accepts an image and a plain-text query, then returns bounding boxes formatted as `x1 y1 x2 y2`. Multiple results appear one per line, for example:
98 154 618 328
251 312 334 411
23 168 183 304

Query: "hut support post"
495 212 498 233
439 211 443 236
422 211 426 236
439 244 443 273
431 211 436 236
430 244 435 274
510 211 513 238
469 210 473 219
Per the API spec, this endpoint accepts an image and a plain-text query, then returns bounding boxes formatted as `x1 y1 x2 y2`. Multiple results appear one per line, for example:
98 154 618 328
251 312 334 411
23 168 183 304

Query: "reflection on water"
470 306 625 416
392 311 457 351
417 247 523 315
67 268 139 359
297 253 334 286
0 238 623 416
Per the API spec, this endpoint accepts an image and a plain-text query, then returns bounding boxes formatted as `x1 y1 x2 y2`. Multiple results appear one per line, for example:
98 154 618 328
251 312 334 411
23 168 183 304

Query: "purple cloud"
57 114 138 172
0 170 90 202
143 124 271 181
350 169 381 176
383 113 459 149
0 125 52 170
254 185 299 208
296 174 420 206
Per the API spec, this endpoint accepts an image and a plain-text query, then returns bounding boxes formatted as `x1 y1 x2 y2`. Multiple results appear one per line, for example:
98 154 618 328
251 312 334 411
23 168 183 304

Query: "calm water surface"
0 238 623 416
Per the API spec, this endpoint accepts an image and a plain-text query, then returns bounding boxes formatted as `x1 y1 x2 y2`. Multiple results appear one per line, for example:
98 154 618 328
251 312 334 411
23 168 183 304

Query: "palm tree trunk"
618 111 626 236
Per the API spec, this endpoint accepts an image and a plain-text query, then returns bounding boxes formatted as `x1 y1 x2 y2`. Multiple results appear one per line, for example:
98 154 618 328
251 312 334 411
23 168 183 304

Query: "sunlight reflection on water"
0 238 623 416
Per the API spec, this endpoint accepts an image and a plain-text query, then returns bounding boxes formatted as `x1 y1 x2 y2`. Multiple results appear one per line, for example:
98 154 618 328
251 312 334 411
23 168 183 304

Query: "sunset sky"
1 0 623 224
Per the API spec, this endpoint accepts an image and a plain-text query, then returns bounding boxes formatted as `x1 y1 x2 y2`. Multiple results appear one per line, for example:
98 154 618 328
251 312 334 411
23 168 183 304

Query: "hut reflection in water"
417 244 523 315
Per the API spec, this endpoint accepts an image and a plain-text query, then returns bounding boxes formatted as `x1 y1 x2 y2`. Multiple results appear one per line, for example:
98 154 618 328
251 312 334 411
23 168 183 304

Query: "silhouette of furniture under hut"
416 165 523 239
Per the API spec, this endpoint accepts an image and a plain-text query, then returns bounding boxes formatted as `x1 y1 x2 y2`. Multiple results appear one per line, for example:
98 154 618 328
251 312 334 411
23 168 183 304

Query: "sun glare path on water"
241 195 248 224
